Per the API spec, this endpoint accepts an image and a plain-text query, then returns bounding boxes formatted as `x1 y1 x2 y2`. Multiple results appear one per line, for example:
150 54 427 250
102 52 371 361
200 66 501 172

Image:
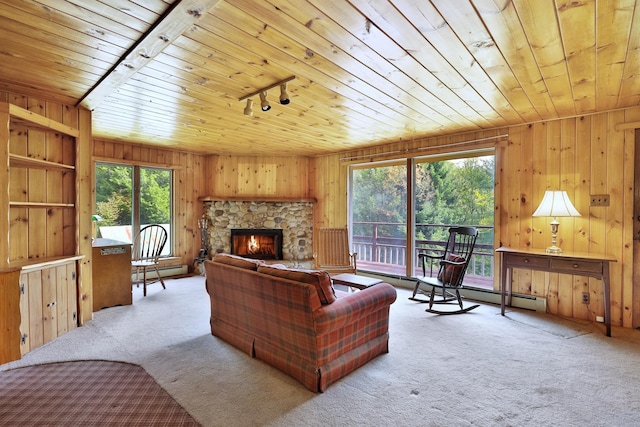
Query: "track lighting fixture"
279 83 290 105
243 99 253 116
259 91 271 111
238 76 295 116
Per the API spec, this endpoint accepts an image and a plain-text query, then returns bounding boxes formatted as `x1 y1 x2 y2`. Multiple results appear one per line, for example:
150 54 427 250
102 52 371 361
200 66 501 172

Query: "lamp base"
545 245 562 254
546 220 562 254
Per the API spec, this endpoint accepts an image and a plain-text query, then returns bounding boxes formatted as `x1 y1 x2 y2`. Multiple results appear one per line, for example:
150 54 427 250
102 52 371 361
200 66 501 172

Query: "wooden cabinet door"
62 262 78 332
19 261 78 355
25 270 44 352
55 264 69 335
19 271 30 356
0 270 21 364
41 267 58 346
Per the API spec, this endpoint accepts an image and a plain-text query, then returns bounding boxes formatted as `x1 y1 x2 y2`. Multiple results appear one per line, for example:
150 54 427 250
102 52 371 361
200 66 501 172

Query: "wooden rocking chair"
314 227 357 275
411 226 479 314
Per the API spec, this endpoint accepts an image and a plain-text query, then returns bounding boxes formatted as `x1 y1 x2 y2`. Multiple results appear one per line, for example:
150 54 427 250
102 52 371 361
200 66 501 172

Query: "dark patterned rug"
0 360 200 426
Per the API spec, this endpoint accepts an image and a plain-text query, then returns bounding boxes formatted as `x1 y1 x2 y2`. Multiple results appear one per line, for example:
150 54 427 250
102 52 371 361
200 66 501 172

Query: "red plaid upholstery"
205 259 397 392
257 265 337 304
212 253 265 270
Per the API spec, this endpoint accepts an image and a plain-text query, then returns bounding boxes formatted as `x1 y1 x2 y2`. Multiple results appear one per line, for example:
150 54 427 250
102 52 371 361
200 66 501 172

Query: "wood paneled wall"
204 155 312 198
312 111 639 328
311 153 348 227
92 139 207 269
498 109 637 328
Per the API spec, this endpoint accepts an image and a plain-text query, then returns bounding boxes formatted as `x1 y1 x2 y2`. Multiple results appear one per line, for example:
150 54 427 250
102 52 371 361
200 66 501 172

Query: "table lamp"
532 190 581 254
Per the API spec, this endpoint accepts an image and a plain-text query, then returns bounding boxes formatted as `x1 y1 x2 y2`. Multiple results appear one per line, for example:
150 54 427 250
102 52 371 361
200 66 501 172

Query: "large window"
94 162 172 256
350 152 494 288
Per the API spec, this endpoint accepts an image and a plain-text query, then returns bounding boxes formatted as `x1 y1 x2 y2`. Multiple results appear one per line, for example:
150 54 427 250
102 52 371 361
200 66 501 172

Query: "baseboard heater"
363 273 548 313
132 265 189 281
461 287 547 312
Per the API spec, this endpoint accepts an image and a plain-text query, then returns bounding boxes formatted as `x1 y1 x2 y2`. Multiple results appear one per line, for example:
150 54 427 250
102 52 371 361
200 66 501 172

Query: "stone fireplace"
202 199 314 269
230 228 283 260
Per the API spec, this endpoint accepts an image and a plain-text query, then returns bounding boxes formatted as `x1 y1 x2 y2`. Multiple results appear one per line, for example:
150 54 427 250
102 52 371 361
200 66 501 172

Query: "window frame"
94 161 174 257
349 148 495 279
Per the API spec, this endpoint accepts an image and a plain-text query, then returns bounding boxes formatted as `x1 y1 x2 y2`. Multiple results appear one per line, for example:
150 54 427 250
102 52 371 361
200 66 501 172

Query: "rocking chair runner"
411 226 479 314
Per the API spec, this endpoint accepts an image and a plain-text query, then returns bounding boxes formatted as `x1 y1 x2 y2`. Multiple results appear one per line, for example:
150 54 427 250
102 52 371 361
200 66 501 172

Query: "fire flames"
247 235 259 254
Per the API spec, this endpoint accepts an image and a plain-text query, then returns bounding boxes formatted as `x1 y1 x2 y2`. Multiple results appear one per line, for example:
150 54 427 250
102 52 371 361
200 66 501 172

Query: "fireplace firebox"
230 229 283 260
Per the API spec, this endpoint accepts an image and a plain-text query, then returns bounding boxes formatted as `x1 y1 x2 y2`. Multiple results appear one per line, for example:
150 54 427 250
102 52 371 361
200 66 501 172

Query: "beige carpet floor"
2 275 640 426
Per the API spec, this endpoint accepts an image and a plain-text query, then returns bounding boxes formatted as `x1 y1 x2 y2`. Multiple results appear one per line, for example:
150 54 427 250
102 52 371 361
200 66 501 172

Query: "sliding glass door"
351 162 407 276
350 152 495 288
413 155 495 287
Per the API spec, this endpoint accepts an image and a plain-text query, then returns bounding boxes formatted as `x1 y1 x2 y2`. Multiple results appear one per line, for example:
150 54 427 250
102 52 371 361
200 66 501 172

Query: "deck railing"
352 222 495 287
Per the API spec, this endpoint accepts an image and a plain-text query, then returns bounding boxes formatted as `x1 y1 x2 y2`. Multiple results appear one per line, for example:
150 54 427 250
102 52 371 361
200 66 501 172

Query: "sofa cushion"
213 253 265 270
257 265 337 304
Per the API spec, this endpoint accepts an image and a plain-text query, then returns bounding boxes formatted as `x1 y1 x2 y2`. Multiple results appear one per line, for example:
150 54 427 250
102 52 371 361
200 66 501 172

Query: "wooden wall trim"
0 108 9 267
76 107 93 325
92 155 185 170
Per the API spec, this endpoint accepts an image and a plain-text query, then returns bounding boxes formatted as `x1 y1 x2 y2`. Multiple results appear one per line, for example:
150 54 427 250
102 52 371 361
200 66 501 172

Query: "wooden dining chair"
131 224 168 296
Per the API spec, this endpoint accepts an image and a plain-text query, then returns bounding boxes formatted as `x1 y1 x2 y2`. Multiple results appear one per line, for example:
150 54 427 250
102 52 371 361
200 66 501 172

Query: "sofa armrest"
314 282 397 334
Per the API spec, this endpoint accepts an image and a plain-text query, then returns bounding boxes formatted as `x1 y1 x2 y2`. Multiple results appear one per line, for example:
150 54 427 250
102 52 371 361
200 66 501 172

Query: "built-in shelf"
9 154 75 171
9 201 75 208
2 102 80 137
1 101 83 365
199 196 317 203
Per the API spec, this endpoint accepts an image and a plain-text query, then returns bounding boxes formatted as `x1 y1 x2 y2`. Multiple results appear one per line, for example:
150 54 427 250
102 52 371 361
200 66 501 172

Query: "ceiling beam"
77 0 222 110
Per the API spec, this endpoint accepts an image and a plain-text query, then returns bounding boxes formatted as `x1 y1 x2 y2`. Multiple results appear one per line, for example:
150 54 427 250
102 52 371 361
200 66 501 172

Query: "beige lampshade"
532 190 581 218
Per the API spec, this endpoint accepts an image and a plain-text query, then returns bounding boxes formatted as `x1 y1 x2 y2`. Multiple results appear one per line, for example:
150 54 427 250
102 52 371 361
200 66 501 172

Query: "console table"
496 247 616 337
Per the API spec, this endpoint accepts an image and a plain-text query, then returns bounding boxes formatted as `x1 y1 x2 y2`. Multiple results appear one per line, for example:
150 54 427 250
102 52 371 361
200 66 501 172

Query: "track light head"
243 99 253 116
238 76 294 114
259 91 271 111
279 83 290 105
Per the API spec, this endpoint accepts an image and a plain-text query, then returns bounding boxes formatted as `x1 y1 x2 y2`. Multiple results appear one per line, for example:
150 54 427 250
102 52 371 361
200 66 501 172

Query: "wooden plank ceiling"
0 0 638 156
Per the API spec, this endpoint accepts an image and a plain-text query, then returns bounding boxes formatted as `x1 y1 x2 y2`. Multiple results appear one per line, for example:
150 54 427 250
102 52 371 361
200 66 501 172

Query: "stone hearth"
203 200 314 268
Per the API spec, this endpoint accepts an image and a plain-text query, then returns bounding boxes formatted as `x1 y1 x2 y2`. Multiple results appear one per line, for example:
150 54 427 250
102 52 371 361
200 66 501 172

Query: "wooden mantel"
199 196 317 203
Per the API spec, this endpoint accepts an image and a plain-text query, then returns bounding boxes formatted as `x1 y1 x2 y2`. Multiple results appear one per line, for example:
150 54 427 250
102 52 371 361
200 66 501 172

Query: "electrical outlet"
590 194 610 206
582 292 590 304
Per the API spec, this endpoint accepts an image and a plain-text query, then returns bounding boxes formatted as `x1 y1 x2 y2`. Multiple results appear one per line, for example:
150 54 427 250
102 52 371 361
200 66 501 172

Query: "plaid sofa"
204 254 397 392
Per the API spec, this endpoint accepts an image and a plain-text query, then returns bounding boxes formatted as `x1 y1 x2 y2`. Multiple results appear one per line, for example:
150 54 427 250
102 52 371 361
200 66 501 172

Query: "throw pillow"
212 253 265 270
437 254 466 286
257 266 337 304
